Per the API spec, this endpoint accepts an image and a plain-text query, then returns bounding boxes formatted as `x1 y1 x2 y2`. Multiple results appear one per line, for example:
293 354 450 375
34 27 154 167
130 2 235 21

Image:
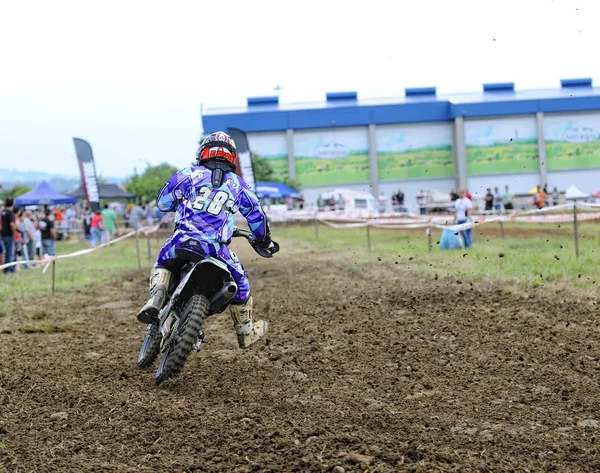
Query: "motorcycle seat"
175 248 203 263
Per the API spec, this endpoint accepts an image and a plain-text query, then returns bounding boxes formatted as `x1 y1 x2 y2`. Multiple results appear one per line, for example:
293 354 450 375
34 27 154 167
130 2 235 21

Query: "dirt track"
1 238 600 472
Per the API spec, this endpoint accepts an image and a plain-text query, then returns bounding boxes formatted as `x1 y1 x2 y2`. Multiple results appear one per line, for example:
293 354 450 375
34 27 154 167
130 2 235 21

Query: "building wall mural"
246 131 288 181
293 127 369 186
544 112 600 170
465 116 539 175
376 122 454 180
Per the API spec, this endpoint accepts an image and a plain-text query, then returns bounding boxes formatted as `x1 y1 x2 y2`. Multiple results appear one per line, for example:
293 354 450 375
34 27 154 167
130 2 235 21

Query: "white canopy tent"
564 185 589 200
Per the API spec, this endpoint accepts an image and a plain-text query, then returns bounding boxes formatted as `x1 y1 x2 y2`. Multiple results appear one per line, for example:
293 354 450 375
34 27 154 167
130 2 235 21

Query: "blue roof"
202 79 600 133
255 181 301 199
15 181 78 206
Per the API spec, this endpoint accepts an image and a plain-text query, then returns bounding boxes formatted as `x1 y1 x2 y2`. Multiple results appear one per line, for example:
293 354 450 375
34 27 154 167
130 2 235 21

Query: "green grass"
295 154 370 186
276 222 600 292
466 141 539 174
546 141 600 170
377 147 454 180
0 237 156 311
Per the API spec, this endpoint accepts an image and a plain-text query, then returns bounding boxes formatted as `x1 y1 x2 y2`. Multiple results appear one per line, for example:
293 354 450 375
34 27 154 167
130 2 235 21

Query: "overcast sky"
0 0 597 179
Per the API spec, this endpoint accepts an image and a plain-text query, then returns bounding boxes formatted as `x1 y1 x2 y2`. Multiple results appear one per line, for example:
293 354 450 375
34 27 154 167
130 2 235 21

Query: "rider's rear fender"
173 257 234 302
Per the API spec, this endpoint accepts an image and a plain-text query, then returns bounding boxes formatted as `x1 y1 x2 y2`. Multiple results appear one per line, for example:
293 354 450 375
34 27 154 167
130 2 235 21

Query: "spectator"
54 207 64 222
534 185 545 209
454 187 473 248
484 188 494 213
54 207 65 240
101 203 117 242
493 186 503 213
1 197 17 273
416 189 427 215
503 184 514 211
90 209 104 247
13 207 24 268
82 207 92 246
450 189 459 201
552 186 560 206
34 224 42 259
21 210 37 266
129 204 146 230
65 205 75 221
395 189 405 212
39 208 56 257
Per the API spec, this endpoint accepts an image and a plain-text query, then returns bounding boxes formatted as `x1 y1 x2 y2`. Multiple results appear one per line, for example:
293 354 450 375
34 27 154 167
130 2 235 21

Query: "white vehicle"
427 189 453 204
317 188 379 213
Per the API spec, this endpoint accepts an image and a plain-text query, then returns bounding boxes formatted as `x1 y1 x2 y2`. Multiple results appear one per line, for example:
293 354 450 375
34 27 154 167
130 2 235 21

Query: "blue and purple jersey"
156 166 269 244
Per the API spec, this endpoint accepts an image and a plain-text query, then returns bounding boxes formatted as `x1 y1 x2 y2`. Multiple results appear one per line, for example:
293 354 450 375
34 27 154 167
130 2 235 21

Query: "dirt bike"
136 228 279 385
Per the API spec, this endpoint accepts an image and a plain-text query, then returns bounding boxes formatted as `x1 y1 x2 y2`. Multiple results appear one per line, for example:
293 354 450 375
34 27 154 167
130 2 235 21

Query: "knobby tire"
154 294 209 385
137 323 162 368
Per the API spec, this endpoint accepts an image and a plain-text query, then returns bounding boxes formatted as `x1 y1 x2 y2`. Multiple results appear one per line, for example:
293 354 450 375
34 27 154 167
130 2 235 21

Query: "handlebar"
232 227 279 258
232 228 252 240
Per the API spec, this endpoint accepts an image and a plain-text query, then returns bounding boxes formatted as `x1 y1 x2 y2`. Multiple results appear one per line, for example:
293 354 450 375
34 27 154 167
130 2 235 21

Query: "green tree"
1 185 31 200
251 152 274 182
282 177 300 191
125 163 178 203
250 152 301 190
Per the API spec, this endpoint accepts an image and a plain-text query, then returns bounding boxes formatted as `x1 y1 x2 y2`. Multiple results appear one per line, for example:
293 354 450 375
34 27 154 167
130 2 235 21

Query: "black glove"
256 238 273 249
251 238 280 257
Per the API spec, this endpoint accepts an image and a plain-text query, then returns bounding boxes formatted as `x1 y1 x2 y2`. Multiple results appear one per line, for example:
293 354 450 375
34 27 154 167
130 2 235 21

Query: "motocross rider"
136 131 277 349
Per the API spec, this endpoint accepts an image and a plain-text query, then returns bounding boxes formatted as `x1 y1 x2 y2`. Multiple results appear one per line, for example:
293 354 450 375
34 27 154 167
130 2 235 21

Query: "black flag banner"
227 128 256 191
72 138 101 212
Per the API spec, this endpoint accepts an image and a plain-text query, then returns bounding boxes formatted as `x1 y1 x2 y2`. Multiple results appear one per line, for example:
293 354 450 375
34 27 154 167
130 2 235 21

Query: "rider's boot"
229 296 268 349
137 267 172 324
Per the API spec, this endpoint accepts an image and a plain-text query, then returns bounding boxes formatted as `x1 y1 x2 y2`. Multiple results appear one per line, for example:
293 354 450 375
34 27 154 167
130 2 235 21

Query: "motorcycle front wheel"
136 322 161 368
154 294 209 385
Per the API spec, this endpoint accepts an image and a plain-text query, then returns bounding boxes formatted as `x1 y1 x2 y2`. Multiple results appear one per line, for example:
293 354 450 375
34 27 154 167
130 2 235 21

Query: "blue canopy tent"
15 181 78 206
255 181 301 200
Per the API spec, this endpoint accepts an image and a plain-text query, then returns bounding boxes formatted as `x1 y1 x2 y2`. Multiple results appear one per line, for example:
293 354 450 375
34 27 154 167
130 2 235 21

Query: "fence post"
573 202 579 259
428 224 432 252
51 260 56 295
135 230 142 271
366 222 371 252
500 221 505 239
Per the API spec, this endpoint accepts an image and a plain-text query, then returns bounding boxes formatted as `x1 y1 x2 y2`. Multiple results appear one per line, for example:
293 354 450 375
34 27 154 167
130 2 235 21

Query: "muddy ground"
1 237 599 472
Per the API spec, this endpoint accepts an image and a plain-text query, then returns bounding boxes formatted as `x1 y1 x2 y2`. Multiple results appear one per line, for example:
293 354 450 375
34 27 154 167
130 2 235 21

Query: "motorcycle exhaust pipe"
209 281 238 313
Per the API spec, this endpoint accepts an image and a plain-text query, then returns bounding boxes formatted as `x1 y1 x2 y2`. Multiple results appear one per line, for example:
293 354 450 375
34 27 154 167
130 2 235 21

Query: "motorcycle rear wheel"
154 294 209 385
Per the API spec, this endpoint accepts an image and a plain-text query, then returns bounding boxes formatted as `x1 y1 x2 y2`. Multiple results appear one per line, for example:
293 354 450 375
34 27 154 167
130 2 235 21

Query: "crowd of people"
454 185 514 214
1 197 60 273
0 197 169 274
449 183 562 250
475 184 561 214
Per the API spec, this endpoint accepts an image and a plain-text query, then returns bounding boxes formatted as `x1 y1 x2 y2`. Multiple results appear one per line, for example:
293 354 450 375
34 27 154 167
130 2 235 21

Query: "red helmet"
198 131 237 165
